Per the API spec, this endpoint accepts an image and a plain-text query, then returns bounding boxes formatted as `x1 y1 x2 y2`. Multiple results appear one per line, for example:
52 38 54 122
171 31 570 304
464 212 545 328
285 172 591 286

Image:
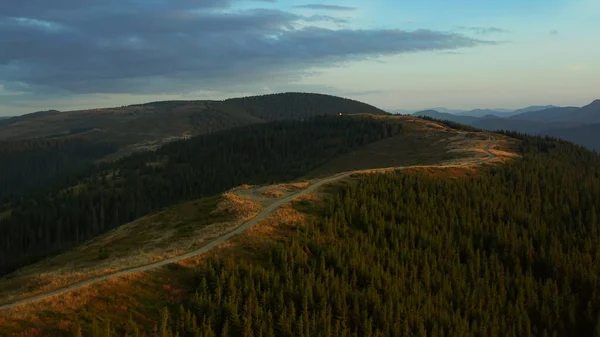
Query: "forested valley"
77 133 600 337
0 116 401 276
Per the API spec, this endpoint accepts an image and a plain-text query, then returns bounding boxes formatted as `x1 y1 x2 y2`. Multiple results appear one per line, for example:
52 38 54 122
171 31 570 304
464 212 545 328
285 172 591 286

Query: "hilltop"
0 93 386 202
0 93 385 154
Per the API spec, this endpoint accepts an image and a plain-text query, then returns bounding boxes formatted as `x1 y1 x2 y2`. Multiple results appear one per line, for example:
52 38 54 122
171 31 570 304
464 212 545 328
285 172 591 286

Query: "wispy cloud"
456 26 508 35
294 4 357 11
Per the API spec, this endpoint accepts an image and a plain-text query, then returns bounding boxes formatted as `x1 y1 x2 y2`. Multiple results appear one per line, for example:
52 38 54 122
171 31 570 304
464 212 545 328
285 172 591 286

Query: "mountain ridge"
413 99 600 150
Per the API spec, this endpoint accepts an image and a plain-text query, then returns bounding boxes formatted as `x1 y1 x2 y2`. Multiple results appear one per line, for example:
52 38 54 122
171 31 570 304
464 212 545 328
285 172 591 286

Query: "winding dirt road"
0 136 497 312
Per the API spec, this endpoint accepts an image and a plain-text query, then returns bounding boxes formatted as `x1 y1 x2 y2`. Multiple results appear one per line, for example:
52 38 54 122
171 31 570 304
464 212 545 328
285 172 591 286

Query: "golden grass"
213 191 262 220
0 268 190 336
0 193 262 307
306 115 496 177
259 182 309 198
261 188 285 198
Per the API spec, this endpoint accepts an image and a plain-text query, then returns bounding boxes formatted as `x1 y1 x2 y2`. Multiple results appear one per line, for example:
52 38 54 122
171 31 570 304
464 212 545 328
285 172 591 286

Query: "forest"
0 116 402 276
73 132 600 337
0 138 117 202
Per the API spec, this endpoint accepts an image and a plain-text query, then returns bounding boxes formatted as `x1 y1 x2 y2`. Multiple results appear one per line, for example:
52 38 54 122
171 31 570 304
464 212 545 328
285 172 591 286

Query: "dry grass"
261 188 285 198
247 194 319 241
0 192 262 307
213 191 262 220
488 136 522 164
0 268 192 336
0 186 324 334
307 115 494 177
259 182 310 198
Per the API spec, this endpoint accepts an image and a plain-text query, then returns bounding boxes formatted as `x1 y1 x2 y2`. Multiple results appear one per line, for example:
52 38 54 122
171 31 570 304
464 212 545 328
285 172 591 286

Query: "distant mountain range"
389 105 558 118
413 100 600 151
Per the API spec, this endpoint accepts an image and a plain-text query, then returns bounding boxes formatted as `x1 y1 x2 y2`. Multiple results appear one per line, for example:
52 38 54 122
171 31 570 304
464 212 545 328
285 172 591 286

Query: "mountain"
509 106 579 122
3 124 600 336
512 105 558 115
455 108 515 118
568 99 600 124
395 105 556 119
388 109 415 115
413 109 479 125
508 101 600 125
427 107 467 114
412 100 600 151
545 122 600 151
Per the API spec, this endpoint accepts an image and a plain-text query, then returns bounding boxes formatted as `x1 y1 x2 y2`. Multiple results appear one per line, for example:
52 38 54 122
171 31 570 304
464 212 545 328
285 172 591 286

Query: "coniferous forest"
0 116 401 276
0 138 117 202
75 132 600 337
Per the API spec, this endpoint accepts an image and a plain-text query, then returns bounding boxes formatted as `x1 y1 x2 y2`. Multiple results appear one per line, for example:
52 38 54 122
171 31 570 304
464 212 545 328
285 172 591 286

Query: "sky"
1 0 599 115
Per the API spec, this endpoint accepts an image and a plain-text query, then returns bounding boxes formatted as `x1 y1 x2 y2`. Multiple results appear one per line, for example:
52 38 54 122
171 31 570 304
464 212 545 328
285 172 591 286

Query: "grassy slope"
307 115 519 177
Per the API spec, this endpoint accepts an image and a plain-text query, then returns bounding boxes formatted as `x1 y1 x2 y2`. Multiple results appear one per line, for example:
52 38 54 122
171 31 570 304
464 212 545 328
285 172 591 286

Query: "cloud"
0 1 492 97
550 29 559 36
294 4 357 11
437 51 464 55
456 26 508 35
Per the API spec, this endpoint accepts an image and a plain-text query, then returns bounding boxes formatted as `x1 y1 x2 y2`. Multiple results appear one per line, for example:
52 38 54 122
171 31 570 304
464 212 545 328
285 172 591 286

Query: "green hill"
0 115 400 276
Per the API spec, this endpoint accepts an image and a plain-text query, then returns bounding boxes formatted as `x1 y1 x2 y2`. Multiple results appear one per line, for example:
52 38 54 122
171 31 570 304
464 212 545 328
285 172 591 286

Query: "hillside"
0 93 385 148
1 124 600 336
511 105 558 115
0 114 399 277
0 116 519 334
508 106 579 122
0 93 386 202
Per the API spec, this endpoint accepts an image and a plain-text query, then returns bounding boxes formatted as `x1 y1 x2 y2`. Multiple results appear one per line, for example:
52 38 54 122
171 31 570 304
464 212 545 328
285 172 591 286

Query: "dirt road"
0 136 497 312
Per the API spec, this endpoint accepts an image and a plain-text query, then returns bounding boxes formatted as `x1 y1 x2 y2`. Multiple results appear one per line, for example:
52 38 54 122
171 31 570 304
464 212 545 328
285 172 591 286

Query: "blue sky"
0 0 598 115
